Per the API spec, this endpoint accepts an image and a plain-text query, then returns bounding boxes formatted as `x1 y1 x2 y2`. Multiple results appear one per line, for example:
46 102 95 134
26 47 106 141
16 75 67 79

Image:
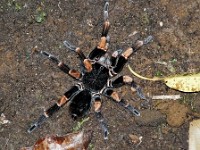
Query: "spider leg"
103 88 140 116
63 40 92 73
40 51 82 79
93 94 109 139
27 85 81 133
63 40 86 61
111 75 147 100
89 2 110 60
110 36 153 75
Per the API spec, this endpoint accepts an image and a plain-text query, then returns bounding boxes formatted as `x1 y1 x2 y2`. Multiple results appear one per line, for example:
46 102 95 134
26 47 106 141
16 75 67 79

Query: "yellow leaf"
128 65 200 92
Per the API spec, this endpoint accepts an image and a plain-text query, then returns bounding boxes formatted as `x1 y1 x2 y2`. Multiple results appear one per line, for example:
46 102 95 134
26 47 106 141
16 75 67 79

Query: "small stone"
0 113 11 125
129 134 142 145
159 21 163 27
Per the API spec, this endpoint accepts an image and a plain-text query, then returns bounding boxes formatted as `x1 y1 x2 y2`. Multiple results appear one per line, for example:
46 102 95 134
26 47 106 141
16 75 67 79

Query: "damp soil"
0 0 200 149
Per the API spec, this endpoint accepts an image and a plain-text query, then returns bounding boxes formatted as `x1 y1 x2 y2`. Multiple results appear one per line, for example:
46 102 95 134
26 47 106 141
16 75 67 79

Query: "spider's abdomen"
69 89 92 119
82 63 109 91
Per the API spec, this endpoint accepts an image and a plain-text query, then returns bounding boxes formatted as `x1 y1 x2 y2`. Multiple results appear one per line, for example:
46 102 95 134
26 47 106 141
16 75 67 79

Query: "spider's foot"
131 82 147 100
118 99 140 116
132 35 153 51
103 1 109 21
27 114 47 133
126 105 140 116
95 111 109 140
143 35 153 45
63 40 76 51
102 122 109 140
63 40 86 61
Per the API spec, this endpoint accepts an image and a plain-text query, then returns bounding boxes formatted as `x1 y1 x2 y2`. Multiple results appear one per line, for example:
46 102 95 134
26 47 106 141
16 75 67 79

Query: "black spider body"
28 1 152 139
82 63 109 92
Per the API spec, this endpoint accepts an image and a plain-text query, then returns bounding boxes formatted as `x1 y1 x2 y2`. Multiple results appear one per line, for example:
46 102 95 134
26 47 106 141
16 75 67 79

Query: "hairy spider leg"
89 2 110 60
28 85 80 133
111 75 148 100
40 51 82 79
63 40 86 61
110 36 153 75
93 94 109 139
103 88 140 116
63 40 93 73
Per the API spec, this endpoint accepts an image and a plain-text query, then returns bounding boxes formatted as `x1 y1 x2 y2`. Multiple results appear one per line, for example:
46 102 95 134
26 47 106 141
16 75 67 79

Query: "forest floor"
0 0 200 149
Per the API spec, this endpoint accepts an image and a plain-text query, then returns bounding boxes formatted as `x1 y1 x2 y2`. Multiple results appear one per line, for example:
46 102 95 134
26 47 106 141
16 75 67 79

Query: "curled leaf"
21 130 92 150
128 65 200 92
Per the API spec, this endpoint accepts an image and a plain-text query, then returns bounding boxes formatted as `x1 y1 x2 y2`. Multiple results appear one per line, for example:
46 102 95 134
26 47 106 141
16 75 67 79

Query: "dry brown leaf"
21 130 92 150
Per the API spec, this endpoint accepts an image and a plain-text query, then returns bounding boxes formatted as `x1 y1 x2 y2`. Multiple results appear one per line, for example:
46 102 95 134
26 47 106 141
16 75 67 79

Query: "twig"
152 95 181 100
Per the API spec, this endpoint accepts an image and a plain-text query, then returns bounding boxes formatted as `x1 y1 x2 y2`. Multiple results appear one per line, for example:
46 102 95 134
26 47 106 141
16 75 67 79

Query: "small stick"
152 95 181 100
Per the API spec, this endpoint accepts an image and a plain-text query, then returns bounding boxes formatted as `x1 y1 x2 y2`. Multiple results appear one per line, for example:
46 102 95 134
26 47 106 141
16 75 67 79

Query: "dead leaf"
21 130 92 150
128 65 200 92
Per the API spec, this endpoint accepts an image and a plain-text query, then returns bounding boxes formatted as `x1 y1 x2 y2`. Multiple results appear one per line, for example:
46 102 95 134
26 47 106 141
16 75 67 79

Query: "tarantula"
28 1 152 139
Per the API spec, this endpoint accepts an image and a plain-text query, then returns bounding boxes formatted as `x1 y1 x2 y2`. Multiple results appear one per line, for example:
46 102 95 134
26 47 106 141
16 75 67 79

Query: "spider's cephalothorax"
82 63 109 91
28 1 152 139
